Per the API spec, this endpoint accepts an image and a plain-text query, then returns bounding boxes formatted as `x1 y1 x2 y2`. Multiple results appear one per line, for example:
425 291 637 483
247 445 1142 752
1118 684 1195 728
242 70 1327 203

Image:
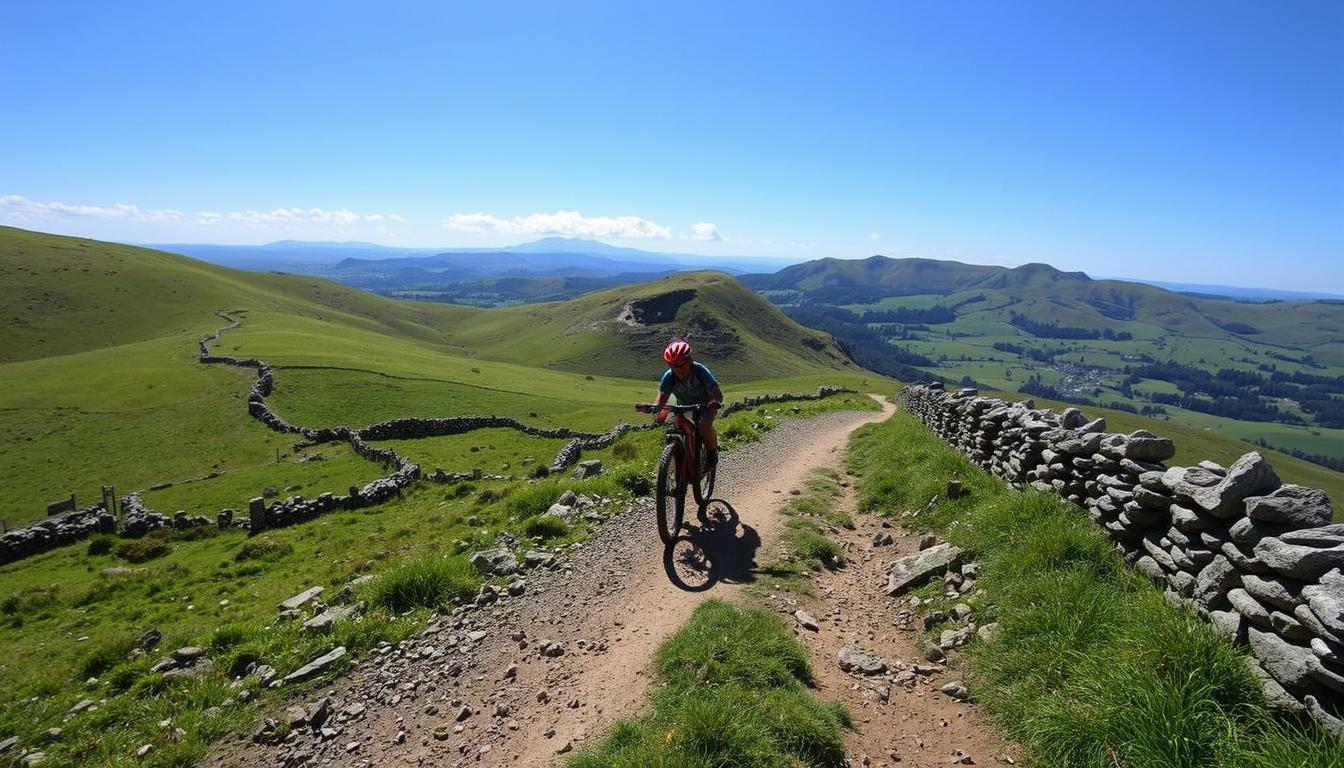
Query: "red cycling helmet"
663 340 692 365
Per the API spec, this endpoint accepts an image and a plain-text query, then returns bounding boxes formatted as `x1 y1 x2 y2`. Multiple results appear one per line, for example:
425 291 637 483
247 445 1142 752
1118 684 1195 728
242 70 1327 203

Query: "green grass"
1 227 888 527
367 554 479 613
847 412 1344 767
567 600 850 768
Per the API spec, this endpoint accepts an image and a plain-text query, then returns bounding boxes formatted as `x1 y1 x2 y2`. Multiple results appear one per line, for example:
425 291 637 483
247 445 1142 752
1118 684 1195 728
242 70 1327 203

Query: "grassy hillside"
745 254 1344 468
0 227 871 525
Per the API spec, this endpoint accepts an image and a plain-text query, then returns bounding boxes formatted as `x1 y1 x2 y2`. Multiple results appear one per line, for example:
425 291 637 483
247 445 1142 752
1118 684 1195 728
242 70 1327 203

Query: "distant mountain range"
150 237 793 276
148 238 1344 304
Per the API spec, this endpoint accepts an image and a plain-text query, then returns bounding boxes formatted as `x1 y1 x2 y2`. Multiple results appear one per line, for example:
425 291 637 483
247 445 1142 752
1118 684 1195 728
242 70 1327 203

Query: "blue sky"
2 1 1340 291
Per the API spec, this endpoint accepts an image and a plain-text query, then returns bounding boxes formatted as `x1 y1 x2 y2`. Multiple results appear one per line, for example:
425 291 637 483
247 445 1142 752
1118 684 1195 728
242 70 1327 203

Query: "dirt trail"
210 396 1009 767
763 481 1018 767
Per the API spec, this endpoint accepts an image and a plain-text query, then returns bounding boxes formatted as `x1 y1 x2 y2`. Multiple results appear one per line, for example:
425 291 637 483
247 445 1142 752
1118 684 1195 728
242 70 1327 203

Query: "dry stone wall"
1 307 856 564
899 382 1344 736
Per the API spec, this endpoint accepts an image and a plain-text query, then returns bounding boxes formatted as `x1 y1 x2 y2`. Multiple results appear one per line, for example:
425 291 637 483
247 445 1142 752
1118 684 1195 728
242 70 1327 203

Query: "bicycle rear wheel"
655 442 685 545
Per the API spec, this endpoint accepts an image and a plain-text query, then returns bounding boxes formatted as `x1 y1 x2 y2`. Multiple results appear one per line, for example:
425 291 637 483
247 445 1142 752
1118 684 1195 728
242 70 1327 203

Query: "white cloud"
689 221 724 241
870 232 881 241
1 194 184 222
441 209 672 239
1 195 408 231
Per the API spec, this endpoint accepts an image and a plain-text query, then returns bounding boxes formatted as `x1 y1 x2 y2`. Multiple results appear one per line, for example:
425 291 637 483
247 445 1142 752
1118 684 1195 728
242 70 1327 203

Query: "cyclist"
652 340 723 470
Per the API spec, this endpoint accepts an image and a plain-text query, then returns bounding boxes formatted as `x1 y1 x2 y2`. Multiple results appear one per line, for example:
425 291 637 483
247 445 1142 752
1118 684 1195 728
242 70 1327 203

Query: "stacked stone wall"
899 382 1344 736
0 307 857 563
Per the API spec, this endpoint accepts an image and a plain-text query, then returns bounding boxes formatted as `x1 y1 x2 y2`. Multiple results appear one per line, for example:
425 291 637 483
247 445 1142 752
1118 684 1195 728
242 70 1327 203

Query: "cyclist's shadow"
662 499 761 592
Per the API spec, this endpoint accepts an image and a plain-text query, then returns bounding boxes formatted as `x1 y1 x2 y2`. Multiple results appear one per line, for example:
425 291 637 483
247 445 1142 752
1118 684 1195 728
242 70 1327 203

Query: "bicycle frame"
667 411 701 483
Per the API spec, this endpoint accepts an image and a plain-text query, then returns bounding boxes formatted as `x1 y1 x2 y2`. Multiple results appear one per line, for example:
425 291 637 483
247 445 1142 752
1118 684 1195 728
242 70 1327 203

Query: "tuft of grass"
522 515 568 540
78 635 134 680
85 535 115 556
368 554 478 613
569 600 847 767
848 411 1344 766
113 537 172 563
234 536 293 562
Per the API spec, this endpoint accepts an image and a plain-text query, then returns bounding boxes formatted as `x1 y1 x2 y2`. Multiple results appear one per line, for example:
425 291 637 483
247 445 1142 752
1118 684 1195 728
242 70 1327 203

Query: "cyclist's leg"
698 410 719 467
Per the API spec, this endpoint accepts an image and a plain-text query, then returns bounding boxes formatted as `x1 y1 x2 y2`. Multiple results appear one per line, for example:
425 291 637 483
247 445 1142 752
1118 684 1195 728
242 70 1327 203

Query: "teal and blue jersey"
659 361 718 405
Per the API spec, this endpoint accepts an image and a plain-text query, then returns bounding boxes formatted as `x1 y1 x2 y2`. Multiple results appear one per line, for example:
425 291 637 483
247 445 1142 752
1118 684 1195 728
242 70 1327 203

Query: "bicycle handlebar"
634 403 717 414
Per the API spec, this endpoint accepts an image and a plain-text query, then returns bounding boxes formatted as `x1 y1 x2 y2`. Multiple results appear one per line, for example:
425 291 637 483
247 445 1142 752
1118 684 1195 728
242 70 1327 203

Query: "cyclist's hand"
654 408 669 425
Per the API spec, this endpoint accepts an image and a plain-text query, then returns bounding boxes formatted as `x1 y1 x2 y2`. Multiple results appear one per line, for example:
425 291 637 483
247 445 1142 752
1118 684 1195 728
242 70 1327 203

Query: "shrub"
1 585 60 616
475 487 510 504
209 624 250 652
369 555 478 613
523 515 567 540
615 468 653 496
114 537 172 563
86 535 115 556
504 483 561 519
234 537 293 562
610 439 638 461
79 635 134 679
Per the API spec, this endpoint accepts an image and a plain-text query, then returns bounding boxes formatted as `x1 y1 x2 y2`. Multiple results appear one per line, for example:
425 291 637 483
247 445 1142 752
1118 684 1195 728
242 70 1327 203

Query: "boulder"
1177 452 1280 519
1301 568 1344 637
282 647 347 685
279 587 324 612
1123 432 1176 462
1255 535 1344 581
1194 555 1240 609
837 645 886 675
1240 574 1305 613
1245 485 1333 528
884 543 962 596
1208 610 1245 643
469 548 519 576
1305 695 1344 740
1226 588 1271 627
1247 628 1317 691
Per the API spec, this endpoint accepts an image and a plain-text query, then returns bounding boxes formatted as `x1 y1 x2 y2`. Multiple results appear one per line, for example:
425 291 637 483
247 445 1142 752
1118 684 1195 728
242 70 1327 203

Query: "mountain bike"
635 403 718 544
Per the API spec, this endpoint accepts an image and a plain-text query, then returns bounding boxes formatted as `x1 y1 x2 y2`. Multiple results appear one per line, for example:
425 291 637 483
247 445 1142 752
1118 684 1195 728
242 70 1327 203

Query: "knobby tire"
655 442 684 545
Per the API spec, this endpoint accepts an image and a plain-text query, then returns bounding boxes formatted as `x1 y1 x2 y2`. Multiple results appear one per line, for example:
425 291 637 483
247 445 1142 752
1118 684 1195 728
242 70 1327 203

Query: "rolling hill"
743 254 1344 469
0 226 864 524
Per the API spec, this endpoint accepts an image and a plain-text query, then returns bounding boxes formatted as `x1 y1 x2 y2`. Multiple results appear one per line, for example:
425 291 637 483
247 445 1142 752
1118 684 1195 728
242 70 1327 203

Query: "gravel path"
207 400 896 768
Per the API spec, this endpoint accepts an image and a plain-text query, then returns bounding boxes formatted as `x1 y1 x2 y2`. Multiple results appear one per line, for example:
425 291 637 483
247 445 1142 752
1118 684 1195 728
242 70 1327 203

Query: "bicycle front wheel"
691 443 716 509
655 442 685 545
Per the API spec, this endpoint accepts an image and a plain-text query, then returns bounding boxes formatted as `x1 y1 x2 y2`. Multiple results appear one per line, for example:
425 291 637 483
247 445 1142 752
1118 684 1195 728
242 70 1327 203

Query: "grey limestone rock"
279 587 324 612
1245 485 1333 528
1269 611 1313 643
837 645 887 675
282 646 347 684
885 542 962 596
1241 574 1304 613
1177 452 1280 519
1219 541 1273 575
1123 432 1176 462
1227 588 1272 627
1255 535 1344 580
1194 555 1240 609
1295 603 1342 644
469 547 519 576
1301 568 1344 637
1304 695 1344 739
1208 610 1246 643
1248 627 1317 691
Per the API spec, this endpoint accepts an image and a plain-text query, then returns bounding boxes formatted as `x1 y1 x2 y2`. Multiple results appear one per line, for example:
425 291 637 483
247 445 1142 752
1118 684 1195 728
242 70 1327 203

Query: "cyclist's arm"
707 384 724 411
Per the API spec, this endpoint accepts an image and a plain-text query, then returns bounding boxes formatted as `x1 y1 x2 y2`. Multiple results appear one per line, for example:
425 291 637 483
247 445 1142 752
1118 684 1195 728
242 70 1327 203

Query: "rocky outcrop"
900 381 1342 733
